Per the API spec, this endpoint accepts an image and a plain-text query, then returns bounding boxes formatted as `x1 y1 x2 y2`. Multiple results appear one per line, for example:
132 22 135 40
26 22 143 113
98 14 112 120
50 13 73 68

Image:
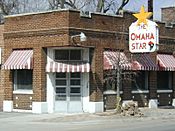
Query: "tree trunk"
96 0 104 12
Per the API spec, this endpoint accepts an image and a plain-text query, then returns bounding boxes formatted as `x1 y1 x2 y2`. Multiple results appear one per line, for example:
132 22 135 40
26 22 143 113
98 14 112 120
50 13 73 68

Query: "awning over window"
157 54 175 71
132 54 158 71
104 51 157 71
3 50 33 70
46 61 90 73
103 51 132 70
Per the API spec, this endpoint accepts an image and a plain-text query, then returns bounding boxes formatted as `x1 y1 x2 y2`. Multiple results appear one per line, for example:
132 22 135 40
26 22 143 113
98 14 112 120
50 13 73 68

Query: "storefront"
1 9 175 113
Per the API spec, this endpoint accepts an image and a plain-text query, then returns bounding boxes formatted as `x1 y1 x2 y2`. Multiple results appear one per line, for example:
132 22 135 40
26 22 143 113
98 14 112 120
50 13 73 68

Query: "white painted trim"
157 90 173 93
13 109 32 113
103 90 123 95
32 102 48 114
172 99 175 107
132 90 149 94
149 99 158 108
13 90 33 94
3 100 13 112
88 102 104 113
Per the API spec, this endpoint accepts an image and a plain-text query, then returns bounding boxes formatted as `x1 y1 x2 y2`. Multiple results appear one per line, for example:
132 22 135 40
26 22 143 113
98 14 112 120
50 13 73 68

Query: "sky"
124 0 175 21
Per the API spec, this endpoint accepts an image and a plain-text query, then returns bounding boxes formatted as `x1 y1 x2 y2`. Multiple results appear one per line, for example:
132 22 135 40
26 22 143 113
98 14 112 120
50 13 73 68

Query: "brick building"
1 7 175 113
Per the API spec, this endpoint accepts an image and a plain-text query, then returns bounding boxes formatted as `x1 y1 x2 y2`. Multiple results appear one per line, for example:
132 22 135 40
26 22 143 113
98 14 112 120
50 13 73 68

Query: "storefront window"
13 70 33 90
55 49 82 61
132 71 148 90
157 71 172 90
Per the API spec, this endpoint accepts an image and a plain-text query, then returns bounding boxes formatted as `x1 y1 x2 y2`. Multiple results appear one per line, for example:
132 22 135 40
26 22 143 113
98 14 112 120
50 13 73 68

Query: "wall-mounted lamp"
71 32 87 45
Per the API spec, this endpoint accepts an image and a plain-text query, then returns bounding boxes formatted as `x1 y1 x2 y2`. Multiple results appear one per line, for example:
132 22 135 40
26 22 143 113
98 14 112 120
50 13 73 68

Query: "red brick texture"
2 10 175 110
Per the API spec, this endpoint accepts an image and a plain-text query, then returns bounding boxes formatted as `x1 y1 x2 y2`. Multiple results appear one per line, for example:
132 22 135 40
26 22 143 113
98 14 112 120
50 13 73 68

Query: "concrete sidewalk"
0 108 175 123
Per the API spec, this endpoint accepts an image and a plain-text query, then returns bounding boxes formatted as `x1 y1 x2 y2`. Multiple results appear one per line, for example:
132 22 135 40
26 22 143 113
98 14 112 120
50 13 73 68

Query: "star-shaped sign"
133 6 152 26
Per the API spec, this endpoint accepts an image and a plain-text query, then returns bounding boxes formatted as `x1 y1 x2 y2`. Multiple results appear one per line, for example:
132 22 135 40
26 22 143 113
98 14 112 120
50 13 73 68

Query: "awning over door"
3 50 33 70
103 51 131 70
46 61 90 73
132 54 158 71
157 54 175 71
104 51 157 71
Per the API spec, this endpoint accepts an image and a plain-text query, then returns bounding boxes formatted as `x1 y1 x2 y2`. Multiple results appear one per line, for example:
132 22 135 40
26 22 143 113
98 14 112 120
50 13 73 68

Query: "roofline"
4 8 136 19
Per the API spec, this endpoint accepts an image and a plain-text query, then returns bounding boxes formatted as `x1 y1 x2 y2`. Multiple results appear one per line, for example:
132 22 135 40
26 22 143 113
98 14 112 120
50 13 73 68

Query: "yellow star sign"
133 6 153 26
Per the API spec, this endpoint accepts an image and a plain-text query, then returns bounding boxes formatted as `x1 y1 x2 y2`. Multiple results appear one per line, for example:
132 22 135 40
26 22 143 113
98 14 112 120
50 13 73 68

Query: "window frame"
54 49 82 61
131 71 149 91
13 69 33 94
157 71 172 90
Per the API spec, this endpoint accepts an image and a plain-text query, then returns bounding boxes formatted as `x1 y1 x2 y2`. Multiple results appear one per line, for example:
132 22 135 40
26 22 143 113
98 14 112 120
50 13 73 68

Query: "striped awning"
132 54 158 71
157 54 175 71
103 51 132 70
3 50 33 70
104 51 157 71
46 61 90 72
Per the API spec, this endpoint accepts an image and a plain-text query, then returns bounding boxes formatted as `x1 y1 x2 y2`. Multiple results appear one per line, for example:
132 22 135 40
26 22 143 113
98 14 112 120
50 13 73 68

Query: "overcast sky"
124 0 175 21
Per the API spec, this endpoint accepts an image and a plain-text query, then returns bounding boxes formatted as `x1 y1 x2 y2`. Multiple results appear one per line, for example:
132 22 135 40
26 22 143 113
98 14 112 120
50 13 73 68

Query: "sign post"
129 6 159 53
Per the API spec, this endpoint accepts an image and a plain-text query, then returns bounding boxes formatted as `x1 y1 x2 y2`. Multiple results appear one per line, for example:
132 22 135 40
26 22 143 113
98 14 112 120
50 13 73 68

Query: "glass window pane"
70 50 81 60
132 71 147 90
71 73 80 78
157 71 171 90
55 50 69 60
55 80 66 86
70 87 80 93
55 95 66 101
14 70 33 90
56 73 66 78
56 87 66 93
70 95 81 101
70 80 80 85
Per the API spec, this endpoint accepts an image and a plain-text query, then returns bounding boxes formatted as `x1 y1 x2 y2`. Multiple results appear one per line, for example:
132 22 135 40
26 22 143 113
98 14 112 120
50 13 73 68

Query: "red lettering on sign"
130 33 155 40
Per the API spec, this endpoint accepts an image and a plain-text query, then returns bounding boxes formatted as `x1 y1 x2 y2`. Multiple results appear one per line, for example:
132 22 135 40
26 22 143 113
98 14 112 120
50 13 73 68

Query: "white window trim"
13 90 33 94
103 90 123 95
157 90 173 93
132 90 149 94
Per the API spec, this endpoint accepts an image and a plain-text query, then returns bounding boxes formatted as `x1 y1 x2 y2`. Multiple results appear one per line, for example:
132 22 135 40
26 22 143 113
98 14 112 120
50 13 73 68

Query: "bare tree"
116 0 129 14
95 0 130 14
0 0 19 15
48 0 91 10
0 0 48 15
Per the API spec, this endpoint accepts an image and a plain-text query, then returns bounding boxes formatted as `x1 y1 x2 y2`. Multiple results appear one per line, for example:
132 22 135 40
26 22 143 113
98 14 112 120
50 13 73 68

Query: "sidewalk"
37 107 175 123
1 108 175 123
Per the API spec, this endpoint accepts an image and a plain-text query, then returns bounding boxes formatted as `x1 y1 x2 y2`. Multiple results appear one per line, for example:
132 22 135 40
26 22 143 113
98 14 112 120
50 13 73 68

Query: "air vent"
80 11 91 18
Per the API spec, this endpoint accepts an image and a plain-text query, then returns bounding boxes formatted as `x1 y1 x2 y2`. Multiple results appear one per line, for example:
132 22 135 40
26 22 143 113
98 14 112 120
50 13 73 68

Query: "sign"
129 6 159 53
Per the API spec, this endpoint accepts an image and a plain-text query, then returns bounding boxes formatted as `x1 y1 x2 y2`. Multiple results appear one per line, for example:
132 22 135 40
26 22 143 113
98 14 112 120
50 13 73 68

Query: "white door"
54 72 83 113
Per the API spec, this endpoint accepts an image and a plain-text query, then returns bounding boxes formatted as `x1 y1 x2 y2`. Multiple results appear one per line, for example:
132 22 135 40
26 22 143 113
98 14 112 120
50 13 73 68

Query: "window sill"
103 90 123 95
132 90 149 94
157 90 173 93
13 90 33 94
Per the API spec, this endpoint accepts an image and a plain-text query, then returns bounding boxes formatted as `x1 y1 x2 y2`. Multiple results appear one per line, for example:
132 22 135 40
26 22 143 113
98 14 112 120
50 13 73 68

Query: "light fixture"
71 32 87 43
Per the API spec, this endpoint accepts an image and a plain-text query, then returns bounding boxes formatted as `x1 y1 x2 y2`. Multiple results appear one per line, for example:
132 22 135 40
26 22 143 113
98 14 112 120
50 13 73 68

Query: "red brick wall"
0 25 4 110
2 10 175 109
13 94 33 110
161 7 175 23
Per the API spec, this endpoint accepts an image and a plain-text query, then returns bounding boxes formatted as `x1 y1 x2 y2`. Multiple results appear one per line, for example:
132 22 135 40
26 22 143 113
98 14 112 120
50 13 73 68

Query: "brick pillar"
122 80 132 100
3 48 13 112
172 72 175 106
90 47 103 102
149 71 158 108
33 47 46 102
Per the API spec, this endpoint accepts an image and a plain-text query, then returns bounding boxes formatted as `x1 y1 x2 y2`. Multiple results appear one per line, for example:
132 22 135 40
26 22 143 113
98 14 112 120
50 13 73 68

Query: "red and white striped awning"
104 51 132 70
46 61 90 73
157 54 175 71
132 54 158 71
3 50 33 70
104 51 157 71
